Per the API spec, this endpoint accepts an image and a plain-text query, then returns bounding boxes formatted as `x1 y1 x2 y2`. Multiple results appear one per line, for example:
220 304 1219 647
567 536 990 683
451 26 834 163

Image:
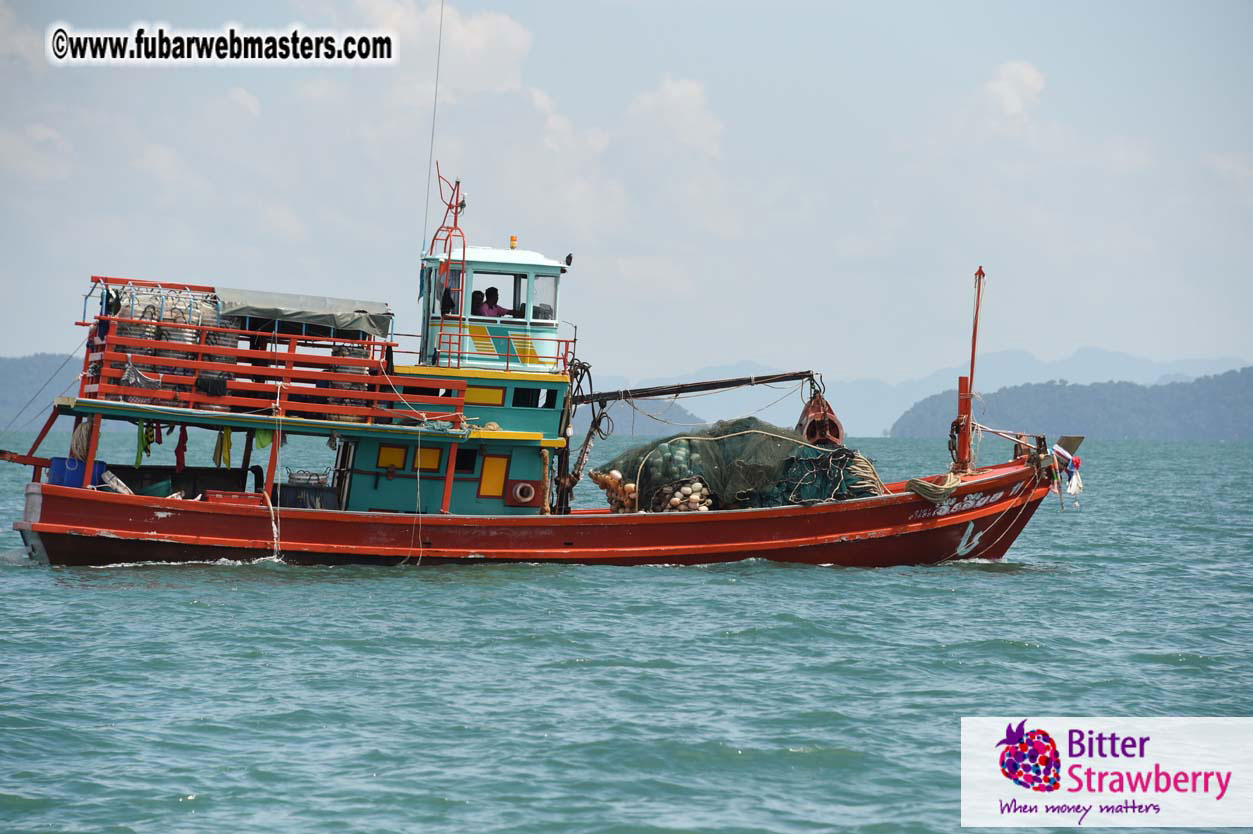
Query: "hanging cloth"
135 420 151 468
174 425 188 473
212 428 233 468
255 429 273 449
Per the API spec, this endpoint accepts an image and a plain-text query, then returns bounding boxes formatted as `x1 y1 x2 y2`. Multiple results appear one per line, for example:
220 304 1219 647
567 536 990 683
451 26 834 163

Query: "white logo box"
961 717 1253 827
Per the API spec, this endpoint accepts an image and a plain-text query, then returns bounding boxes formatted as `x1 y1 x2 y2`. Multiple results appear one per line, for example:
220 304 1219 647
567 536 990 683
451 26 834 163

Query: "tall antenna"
419 0 447 259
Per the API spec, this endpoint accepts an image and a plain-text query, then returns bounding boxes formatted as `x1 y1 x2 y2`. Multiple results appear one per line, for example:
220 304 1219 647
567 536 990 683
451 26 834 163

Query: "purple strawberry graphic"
996 719 1061 792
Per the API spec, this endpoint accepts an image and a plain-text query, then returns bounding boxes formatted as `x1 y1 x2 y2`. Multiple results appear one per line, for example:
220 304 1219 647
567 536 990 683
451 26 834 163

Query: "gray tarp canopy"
215 287 393 338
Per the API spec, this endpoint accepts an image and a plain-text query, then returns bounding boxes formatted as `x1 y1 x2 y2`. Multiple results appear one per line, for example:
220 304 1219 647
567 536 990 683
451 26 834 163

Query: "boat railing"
430 328 576 372
77 314 468 427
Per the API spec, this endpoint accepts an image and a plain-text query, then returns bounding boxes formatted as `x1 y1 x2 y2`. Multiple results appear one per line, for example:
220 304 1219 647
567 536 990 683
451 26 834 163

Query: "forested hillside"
890 367 1252 440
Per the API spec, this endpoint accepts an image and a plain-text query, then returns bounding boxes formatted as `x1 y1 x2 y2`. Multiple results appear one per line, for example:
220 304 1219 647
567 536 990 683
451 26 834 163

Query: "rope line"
0 335 87 445
905 472 962 503
620 381 806 429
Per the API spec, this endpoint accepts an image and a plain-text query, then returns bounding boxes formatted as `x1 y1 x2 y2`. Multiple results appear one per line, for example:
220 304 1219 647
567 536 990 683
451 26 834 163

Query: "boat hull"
16 462 1050 568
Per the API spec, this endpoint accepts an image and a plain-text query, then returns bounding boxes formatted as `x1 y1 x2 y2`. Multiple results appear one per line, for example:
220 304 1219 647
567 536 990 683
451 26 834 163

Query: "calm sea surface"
1 429 1250 833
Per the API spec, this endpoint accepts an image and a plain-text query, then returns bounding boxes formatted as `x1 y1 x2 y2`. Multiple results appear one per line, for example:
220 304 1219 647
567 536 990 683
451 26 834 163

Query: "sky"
1 0 1250 384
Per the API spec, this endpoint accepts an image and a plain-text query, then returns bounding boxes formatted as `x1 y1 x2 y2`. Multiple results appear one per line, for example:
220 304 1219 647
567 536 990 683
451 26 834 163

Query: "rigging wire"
0 334 87 445
410 0 447 564
418 0 447 257
621 381 805 428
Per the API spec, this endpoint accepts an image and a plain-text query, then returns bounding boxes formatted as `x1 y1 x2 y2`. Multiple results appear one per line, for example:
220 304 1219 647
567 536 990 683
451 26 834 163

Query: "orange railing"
79 314 467 427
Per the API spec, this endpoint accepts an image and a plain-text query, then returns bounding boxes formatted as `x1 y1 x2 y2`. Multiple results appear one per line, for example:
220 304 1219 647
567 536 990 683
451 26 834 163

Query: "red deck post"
79 415 102 487
264 384 286 498
955 375 972 472
264 426 281 497
79 330 94 398
27 407 60 483
440 442 458 513
27 407 59 457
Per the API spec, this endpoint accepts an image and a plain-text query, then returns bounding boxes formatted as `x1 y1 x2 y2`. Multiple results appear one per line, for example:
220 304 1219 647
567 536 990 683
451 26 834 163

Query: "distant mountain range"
568 398 707 439
0 353 83 433
890 367 1253 440
2 349 1247 442
586 349 1249 436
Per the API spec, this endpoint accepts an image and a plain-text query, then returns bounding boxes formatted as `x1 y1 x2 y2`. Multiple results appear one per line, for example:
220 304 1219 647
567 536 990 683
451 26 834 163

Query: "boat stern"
15 482 49 564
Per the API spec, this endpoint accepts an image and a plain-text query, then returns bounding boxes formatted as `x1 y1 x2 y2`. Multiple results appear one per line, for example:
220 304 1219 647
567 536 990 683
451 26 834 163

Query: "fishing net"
590 417 885 513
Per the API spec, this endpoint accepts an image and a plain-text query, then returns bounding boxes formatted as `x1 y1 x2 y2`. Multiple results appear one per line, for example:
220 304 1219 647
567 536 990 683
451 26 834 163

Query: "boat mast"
953 266 985 473
969 265 985 400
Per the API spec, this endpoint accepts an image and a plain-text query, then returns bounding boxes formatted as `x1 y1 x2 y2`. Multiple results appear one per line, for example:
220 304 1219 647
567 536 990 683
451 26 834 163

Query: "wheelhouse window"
454 447 479 473
530 274 558 322
469 272 524 318
512 387 556 409
428 265 464 316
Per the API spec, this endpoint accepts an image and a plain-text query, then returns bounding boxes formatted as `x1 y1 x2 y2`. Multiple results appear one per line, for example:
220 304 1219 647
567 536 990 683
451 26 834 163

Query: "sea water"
1 429 1250 833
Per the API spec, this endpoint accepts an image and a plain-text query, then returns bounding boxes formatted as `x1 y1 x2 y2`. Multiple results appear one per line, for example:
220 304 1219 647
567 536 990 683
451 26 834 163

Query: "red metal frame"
440 442 459 513
80 311 467 427
80 414 102 487
265 424 282 497
428 163 470 368
24 407 61 482
0 450 53 484
91 275 216 292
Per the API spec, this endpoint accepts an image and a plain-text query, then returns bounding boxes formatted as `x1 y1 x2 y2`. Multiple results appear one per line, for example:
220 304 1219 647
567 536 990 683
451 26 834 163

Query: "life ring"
512 482 536 504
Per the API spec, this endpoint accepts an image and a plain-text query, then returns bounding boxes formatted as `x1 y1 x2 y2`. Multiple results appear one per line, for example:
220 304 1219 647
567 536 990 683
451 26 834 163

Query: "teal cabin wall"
346 436 549 516
390 372 566 436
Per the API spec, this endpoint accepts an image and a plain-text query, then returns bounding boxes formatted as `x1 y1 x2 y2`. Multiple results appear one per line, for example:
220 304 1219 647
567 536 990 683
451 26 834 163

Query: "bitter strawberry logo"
996 719 1061 792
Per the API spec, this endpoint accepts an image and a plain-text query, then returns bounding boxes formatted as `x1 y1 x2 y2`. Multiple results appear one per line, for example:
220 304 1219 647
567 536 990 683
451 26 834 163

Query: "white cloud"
355 0 532 105
25 124 67 150
1103 137 1153 173
1207 152 1253 203
0 123 71 179
608 254 694 294
263 204 308 241
132 143 211 197
529 88 609 156
228 87 262 117
298 77 348 101
620 77 739 238
984 61 1046 128
0 0 41 69
1207 152 1253 183
629 77 723 158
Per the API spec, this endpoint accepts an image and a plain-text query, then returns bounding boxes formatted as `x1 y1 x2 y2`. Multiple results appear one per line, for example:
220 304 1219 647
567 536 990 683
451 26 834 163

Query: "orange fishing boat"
3 172 1059 567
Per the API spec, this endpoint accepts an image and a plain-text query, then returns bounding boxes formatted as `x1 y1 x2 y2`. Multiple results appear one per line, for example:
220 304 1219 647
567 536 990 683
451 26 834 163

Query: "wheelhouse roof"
422 246 566 271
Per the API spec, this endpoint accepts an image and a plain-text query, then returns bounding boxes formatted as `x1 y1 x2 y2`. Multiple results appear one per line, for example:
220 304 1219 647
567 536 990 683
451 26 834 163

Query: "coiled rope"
905 472 962 503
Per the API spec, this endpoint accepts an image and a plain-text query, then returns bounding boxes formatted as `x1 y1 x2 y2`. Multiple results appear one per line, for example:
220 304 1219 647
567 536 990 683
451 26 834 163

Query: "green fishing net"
594 417 884 511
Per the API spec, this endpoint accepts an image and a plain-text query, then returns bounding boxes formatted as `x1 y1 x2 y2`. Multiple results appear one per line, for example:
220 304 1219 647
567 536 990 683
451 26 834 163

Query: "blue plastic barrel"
48 457 108 487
